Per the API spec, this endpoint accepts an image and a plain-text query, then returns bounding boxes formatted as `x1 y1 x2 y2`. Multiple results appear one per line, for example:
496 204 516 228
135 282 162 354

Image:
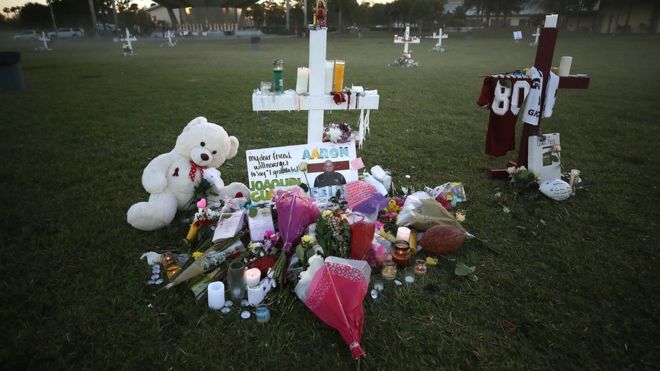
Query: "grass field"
1 29 660 369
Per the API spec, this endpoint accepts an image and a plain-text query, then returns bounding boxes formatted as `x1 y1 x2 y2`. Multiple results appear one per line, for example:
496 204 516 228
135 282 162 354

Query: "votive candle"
207 281 226 310
333 60 345 92
324 60 334 94
296 67 309 94
245 268 261 288
396 227 411 242
256 305 271 323
381 259 397 280
414 259 427 276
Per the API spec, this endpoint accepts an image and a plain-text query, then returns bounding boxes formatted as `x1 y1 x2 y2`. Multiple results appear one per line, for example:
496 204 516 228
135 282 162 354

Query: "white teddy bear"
127 116 250 231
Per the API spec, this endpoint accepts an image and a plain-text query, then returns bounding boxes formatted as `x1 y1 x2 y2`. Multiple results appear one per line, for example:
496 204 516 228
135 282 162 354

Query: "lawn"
1 29 659 369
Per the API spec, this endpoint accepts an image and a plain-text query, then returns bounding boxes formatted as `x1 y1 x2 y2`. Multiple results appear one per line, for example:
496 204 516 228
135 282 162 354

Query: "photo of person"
313 160 347 188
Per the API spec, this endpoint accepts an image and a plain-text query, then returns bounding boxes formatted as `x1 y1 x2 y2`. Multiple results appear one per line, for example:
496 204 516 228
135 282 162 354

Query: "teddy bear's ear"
226 136 239 159
183 116 207 131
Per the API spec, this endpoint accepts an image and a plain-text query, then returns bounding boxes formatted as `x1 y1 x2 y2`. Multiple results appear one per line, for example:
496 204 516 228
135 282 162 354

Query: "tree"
17 2 51 29
464 0 528 27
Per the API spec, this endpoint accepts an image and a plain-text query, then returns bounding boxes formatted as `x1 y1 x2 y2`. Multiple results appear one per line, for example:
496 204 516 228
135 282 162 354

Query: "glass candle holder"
227 261 246 300
404 268 415 284
256 305 271 323
381 259 397 280
414 259 427 276
392 240 411 267
373 277 384 292
272 58 284 93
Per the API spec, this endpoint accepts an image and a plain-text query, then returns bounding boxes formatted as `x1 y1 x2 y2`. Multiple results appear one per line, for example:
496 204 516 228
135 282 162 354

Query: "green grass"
1 29 659 369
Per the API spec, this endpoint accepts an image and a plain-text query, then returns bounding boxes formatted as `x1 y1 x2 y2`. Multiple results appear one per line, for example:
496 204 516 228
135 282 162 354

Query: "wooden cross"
166 30 176 47
394 25 420 56
530 26 540 46
37 31 52 51
121 29 137 55
488 15 590 178
428 28 448 51
252 27 379 144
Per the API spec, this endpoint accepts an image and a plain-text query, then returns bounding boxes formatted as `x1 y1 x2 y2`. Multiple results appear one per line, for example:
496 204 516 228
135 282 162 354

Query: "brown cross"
489 22 590 178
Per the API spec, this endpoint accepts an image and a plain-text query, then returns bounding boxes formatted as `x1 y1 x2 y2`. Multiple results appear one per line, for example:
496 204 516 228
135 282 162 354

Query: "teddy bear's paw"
127 198 177 231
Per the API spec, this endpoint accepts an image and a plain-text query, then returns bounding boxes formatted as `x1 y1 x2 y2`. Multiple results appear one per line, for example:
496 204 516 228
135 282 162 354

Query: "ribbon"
188 160 205 182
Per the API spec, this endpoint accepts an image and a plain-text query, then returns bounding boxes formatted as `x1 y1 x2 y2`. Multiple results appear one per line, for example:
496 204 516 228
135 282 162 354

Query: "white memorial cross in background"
252 27 379 144
394 25 420 56
166 30 176 47
121 29 137 56
37 31 52 51
429 28 448 52
530 27 540 46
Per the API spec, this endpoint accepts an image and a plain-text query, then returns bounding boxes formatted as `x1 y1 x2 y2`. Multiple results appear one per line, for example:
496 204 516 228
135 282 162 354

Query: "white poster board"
528 133 561 181
246 142 358 204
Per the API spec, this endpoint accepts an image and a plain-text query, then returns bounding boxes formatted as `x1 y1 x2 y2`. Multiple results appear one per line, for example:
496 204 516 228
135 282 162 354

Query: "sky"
1 0 394 11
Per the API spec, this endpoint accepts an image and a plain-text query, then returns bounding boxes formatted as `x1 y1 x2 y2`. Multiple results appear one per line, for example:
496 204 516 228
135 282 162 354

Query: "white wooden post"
307 28 327 143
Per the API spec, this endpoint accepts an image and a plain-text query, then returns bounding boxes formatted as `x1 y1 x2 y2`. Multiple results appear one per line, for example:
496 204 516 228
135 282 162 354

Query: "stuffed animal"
127 116 250 231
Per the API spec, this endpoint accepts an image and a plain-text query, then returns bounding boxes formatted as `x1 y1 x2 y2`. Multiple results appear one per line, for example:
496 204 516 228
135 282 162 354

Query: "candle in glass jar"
333 60 345 92
245 268 261 288
296 67 309 94
414 259 427 276
381 259 397 280
256 305 271 323
324 60 334 94
396 227 411 242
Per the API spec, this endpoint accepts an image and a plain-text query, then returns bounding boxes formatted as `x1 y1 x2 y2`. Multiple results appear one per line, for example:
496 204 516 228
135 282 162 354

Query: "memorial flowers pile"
139 167 477 360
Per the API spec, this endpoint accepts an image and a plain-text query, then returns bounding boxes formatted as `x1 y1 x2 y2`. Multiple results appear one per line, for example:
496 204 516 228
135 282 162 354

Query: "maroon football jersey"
477 75 531 157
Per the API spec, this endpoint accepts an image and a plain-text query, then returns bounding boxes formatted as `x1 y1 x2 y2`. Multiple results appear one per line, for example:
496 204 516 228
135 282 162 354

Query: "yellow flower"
322 210 333 218
301 235 316 247
192 251 204 260
426 257 439 266
387 199 400 213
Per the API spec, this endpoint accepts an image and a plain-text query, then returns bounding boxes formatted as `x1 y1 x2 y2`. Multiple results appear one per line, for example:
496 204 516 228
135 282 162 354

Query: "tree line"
2 0 656 34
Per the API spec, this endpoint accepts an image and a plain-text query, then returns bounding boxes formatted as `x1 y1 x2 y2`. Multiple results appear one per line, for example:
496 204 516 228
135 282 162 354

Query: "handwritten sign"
246 142 358 204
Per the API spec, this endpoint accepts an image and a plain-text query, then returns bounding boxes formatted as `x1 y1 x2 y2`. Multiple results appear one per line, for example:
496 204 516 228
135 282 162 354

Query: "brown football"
419 224 466 255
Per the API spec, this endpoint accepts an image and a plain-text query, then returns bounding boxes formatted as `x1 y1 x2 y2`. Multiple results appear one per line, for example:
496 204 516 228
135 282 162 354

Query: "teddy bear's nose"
201 153 209 161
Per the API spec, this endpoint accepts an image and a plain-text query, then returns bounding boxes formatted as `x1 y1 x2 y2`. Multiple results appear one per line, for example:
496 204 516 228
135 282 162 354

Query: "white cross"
166 30 176 47
252 28 379 144
121 29 137 55
429 28 448 48
530 26 540 46
38 31 51 51
394 25 420 55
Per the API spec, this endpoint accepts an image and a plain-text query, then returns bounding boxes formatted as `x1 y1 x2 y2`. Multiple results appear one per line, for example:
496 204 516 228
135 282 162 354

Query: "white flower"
327 127 343 143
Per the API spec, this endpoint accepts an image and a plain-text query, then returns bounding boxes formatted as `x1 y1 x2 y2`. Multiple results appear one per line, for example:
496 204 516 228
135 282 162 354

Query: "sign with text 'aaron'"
245 142 358 204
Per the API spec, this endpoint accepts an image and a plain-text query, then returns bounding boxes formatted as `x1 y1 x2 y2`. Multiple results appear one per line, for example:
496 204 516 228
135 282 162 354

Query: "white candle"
324 60 334 94
207 281 225 310
396 227 411 242
559 56 573 77
296 67 309 94
544 14 558 28
245 268 261 288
